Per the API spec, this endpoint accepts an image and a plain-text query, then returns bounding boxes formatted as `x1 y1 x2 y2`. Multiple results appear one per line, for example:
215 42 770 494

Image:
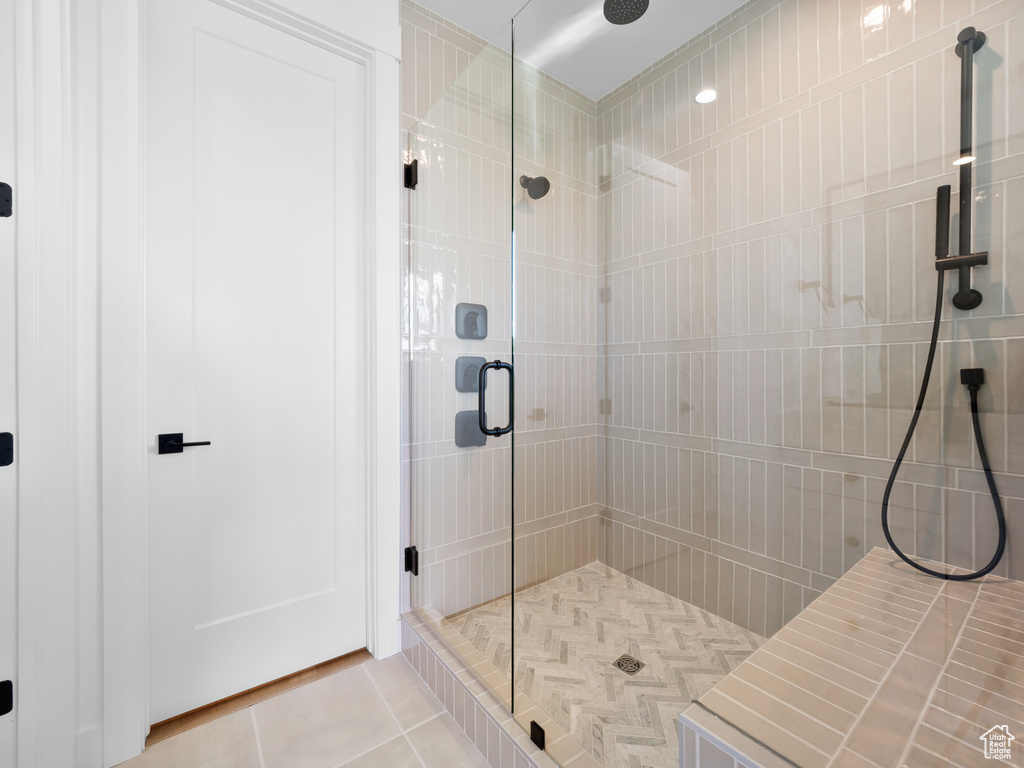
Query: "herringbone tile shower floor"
450 562 765 768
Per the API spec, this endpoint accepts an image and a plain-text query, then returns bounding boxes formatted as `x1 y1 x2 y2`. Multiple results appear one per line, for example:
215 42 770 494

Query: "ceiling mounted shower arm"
941 27 988 311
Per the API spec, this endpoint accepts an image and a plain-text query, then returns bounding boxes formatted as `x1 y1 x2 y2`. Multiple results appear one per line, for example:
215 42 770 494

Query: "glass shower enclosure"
405 20 516 713
404 1 1021 766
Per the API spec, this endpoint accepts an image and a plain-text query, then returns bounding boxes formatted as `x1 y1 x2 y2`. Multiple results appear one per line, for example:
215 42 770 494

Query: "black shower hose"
880 269 1006 580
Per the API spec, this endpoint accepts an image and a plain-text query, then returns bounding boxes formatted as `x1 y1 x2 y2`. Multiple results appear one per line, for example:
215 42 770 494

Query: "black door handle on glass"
158 433 213 455
478 360 513 436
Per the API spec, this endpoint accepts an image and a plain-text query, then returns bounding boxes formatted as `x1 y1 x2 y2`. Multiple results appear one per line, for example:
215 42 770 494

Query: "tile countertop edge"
679 703 796 768
679 546 1024 768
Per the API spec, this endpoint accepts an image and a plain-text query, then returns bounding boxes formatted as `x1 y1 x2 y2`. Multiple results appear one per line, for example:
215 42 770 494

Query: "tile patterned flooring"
450 562 766 768
115 654 491 768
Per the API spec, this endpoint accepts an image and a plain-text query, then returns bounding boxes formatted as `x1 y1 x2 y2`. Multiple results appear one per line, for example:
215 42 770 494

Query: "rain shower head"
520 175 551 200
603 0 649 25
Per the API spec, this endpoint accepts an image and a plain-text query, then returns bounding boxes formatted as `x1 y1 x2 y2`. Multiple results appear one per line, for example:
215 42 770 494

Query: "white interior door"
146 0 368 723
0 0 15 758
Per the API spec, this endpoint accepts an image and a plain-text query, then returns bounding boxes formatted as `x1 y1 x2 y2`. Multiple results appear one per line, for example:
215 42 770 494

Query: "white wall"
12 1 401 767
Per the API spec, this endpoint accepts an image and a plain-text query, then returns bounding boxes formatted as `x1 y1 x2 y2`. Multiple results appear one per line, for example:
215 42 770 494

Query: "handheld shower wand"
881 28 1006 581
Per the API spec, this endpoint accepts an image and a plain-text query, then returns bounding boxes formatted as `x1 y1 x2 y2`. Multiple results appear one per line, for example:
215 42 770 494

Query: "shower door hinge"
530 721 545 750
404 545 419 576
0 433 12 467
404 160 418 190
0 182 12 217
0 680 12 717
599 286 611 303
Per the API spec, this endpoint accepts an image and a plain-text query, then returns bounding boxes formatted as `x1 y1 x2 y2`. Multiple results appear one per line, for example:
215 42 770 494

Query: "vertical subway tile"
821 346 843 454
747 239 766 335
817 0 840 84
801 347 822 451
749 569 767 637
783 579 804 626
732 136 749 230
704 552 719 616
718 558 735 625
750 460 767 556
819 96 842 206
838 0 864 73
800 105 821 211
784 465 803 567
748 126 766 225
782 112 802 216
762 5 782 108
733 346 749 443
720 455 735 546
749 350 765 444
802 468 823 574
691 549 706 611
765 349 784 446
763 121 783 222
841 346 865 457
766 462 784 561
864 76 889 193
796 0 819 93
842 474 867 572
1010 16 1024 157
864 345 889 459
886 0 913 53
915 53 945 179
821 471 844 578
734 458 750 552
840 87 866 200
765 574 786 637
783 347 802 448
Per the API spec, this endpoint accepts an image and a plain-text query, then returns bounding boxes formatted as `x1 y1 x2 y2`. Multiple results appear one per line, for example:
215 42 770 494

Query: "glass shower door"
508 10 603 765
404 23 516 710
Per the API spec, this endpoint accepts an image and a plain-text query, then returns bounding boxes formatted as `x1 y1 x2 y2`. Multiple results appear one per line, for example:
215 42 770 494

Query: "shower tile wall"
403 0 513 618
402 0 601 617
594 0 1024 637
511 63 603 591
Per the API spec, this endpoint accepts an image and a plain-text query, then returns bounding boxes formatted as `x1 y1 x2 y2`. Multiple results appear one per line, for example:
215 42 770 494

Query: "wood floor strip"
146 648 373 747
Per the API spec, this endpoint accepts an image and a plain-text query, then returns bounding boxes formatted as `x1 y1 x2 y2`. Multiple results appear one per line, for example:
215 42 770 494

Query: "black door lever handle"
158 433 212 455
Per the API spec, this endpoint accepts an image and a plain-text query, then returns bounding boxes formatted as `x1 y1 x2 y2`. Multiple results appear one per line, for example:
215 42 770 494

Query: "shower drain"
612 654 646 676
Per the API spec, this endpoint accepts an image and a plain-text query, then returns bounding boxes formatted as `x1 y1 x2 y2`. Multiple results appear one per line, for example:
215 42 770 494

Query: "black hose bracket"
936 251 987 309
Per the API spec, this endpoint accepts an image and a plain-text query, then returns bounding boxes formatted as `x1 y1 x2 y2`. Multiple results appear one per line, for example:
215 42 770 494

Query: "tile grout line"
362 658 451 768
333 733 426 768
753 647 872 705
768 634 885 687
361 662 408 735
702 687 833 764
249 706 267 768
822 571 953 768
892 580 988 768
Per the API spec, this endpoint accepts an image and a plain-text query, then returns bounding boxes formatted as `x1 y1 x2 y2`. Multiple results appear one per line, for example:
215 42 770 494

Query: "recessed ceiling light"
695 89 716 104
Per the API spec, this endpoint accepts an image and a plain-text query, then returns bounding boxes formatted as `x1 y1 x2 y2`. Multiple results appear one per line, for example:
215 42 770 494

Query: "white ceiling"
414 0 749 101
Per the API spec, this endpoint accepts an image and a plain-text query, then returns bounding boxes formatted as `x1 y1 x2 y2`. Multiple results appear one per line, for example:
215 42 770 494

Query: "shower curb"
402 612 559 768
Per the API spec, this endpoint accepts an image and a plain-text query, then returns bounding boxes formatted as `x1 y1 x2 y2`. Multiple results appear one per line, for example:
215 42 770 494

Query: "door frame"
98 1 401 764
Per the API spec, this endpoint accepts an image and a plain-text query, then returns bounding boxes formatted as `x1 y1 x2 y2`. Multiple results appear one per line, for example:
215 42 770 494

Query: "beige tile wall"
402 0 602 616
594 0 1024 636
403 0 1024 638
510 61 604 590
403 0 514 618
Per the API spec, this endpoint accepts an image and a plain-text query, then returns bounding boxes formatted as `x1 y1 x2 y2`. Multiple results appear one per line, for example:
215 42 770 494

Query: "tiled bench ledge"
680 547 1024 768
